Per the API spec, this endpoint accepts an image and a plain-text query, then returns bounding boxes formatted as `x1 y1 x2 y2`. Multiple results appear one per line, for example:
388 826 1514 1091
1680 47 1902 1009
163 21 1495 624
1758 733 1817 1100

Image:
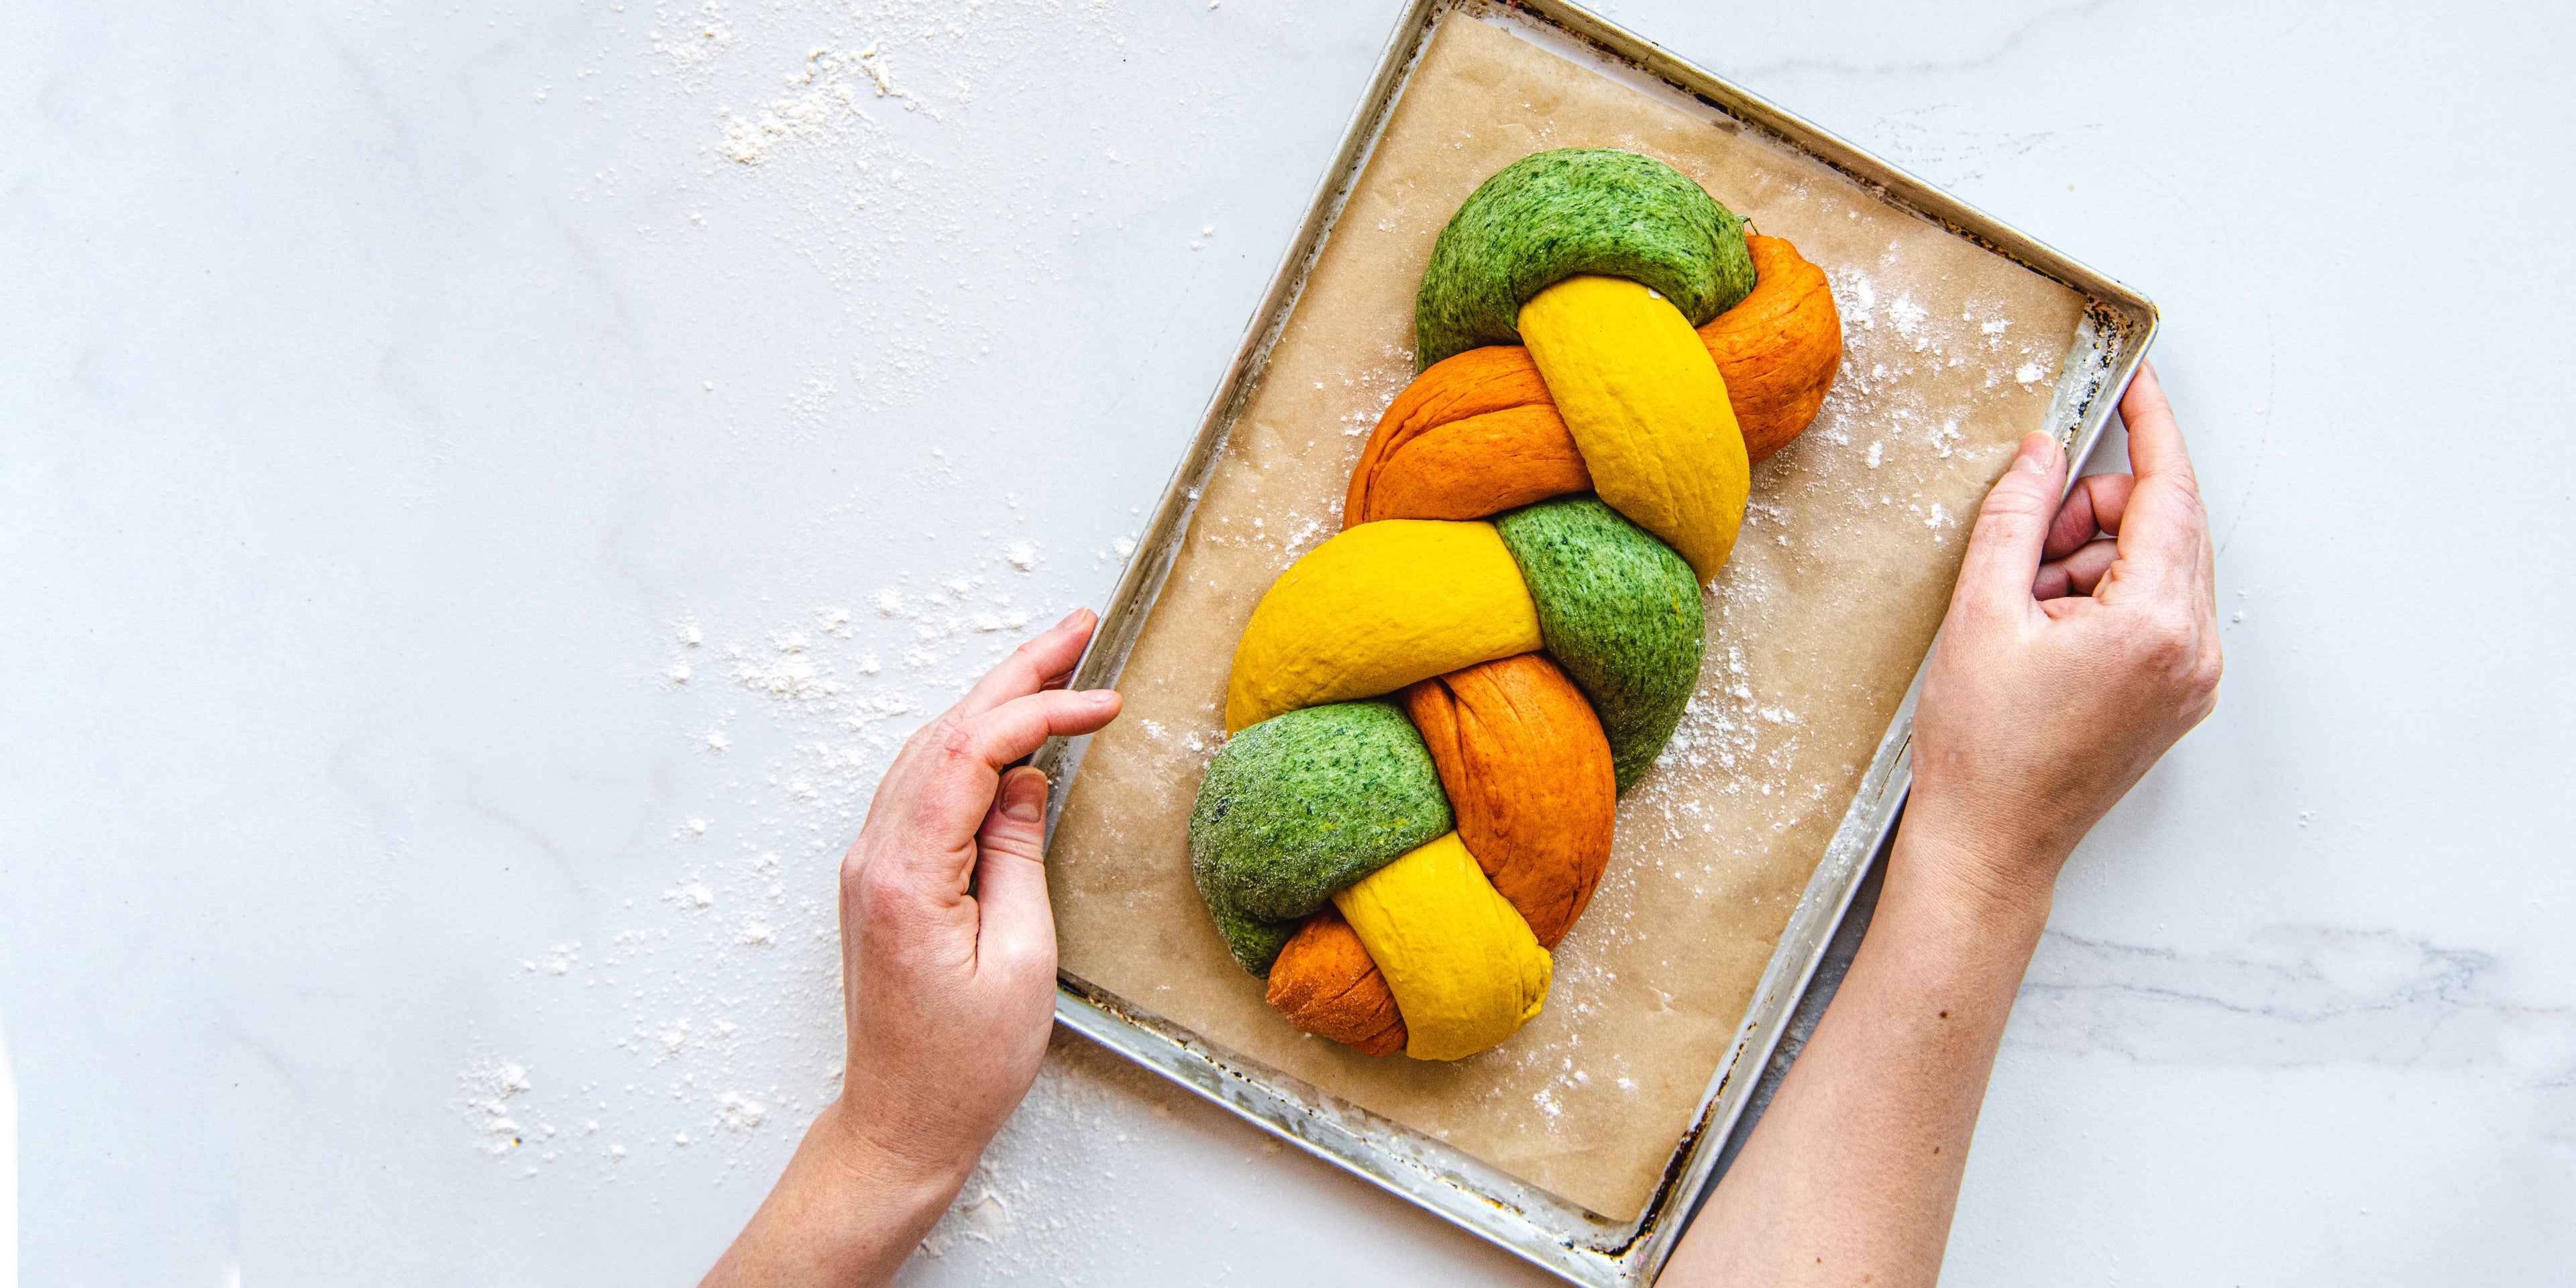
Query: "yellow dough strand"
1223 519 1543 733
1332 832 1552 1061
1517 274 1750 583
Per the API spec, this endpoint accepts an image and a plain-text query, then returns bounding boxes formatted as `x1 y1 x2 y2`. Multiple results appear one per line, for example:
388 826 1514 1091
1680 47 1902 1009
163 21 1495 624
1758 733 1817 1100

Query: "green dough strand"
1497 496 1707 792
1189 700 1456 975
1413 148 1755 370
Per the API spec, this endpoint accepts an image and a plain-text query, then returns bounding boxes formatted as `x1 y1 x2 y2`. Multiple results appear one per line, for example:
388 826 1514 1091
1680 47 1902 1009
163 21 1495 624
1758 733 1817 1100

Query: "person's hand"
1904 360 2222 909
1672 364 2220 1288
705 607 1120 1288
835 606 1120 1177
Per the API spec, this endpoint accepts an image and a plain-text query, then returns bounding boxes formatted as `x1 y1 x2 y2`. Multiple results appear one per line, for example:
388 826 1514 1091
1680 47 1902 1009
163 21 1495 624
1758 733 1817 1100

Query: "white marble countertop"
7 1 2571 1282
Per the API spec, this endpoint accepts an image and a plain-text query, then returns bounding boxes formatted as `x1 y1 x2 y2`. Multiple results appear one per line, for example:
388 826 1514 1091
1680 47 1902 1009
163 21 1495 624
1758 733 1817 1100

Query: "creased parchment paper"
1046 14 2086 1220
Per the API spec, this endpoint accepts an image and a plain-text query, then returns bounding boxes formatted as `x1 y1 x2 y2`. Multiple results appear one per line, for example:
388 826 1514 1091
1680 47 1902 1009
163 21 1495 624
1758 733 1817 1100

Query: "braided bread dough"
1189 148 1842 1061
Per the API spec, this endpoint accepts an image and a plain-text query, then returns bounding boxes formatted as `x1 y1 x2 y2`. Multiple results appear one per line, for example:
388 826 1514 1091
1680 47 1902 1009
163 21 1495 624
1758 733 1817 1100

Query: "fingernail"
1082 688 1118 706
1001 768 1046 822
2014 432 2059 474
1053 607 1091 633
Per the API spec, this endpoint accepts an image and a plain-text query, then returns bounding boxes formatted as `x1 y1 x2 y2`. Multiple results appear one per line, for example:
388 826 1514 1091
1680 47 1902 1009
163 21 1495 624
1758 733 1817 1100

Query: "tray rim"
1034 2 2159 1283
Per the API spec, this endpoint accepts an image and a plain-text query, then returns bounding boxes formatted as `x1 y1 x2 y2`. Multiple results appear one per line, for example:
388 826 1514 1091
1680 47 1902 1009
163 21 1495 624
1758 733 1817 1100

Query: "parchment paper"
1045 13 2088 1219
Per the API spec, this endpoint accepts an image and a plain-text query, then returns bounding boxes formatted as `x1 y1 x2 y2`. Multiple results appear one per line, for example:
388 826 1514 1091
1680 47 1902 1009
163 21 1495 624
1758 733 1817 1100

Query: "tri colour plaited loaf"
1189 148 1843 1061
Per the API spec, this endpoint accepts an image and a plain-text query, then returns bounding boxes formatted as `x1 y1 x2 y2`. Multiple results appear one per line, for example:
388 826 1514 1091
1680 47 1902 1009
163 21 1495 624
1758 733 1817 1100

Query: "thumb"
1952 431 2065 623
971 767 1058 981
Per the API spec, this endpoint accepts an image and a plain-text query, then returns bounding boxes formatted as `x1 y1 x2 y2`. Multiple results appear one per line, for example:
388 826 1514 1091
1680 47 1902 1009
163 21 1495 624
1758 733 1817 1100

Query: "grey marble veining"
2015 926 2576 1075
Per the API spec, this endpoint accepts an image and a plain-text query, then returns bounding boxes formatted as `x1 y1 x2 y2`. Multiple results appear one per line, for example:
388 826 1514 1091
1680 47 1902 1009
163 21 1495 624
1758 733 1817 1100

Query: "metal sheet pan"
1032 1 2156 1281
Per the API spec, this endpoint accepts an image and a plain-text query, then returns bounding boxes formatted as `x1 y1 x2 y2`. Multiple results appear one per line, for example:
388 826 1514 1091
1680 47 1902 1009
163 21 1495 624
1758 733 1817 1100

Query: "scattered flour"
720 42 922 164
716 1090 769 1132
651 1 735 68
459 1059 540 1161
473 543 1089 1195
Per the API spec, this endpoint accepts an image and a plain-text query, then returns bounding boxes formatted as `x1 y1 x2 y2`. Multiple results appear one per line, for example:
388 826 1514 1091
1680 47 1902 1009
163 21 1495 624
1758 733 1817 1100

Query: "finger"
2033 538 2120 600
953 608 1099 719
971 767 1058 982
1951 431 2067 623
2118 360 2196 491
890 688 1122 866
2043 473 2135 561
2102 360 2215 597
859 649 1099 853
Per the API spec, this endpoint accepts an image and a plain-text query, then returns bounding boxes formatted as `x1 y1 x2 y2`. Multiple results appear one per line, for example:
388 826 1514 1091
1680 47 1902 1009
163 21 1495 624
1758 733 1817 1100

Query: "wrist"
782 1099 974 1267
810 1097 978 1209
1885 820 2059 940
702 1099 971 1288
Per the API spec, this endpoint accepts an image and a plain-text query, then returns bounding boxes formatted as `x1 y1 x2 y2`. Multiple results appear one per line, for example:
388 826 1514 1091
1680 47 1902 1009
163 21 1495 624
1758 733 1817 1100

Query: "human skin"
701 607 1121 1287
705 362 2217 1287
1660 360 2220 1286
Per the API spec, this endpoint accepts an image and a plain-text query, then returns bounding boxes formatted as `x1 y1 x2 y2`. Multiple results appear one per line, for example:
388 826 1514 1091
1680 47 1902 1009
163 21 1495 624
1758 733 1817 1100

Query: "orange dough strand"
1343 346 1572 529
1700 233 1843 465
1352 405 1591 526
1399 653 1617 947
1265 906 1407 1057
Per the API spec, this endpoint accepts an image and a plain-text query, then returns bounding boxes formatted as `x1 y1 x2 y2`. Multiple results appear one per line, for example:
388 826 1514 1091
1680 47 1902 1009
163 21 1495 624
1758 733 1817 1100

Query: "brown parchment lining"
1045 15 2087 1220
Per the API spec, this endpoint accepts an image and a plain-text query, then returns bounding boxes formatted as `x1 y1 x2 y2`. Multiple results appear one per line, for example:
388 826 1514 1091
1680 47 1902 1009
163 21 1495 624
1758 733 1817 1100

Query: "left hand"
705 606 1120 1287
834 606 1122 1179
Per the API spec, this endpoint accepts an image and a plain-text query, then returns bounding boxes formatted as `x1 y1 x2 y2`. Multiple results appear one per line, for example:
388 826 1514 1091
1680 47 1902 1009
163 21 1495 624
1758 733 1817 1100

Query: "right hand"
1659 362 2218 1288
1902 361 2222 908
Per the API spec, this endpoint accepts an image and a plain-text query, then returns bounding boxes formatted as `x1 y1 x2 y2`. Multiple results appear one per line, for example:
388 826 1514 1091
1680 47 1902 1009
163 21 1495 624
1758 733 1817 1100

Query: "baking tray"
1031 1 2156 1282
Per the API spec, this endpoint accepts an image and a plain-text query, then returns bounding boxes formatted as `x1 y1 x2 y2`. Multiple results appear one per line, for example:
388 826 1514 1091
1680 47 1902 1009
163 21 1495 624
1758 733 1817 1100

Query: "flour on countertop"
468 521 1122 1209
720 42 926 165
460 1058 537 1160
651 1 735 68
484 0 1145 1125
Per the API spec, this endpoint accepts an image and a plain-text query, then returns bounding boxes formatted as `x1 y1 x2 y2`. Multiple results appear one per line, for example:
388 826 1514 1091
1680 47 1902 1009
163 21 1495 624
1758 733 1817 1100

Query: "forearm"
1663 826 2054 1287
702 1098 969 1288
